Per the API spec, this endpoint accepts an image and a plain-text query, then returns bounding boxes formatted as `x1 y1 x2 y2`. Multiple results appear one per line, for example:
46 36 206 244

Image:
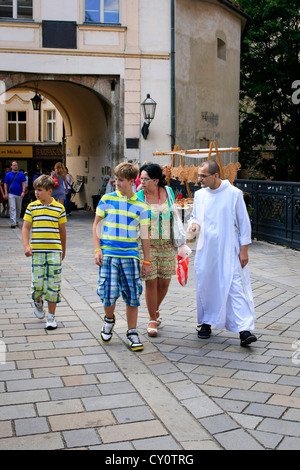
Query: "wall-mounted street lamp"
31 92 43 111
141 94 157 139
31 91 43 141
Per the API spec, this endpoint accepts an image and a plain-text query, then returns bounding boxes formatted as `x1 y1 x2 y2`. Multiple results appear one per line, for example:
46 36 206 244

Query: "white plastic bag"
177 244 192 260
165 186 186 247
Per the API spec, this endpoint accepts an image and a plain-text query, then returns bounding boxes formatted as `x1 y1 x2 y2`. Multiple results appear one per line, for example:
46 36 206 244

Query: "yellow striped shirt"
23 198 66 253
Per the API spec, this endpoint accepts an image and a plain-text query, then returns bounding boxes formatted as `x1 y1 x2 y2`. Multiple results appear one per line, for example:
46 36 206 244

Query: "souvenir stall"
153 141 241 220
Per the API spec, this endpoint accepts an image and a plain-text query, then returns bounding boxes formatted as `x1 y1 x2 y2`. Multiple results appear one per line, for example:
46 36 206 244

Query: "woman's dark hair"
141 163 166 188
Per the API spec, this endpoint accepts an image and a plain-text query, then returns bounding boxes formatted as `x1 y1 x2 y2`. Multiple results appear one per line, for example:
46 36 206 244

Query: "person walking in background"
3 160 26 228
105 167 115 194
188 160 257 347
1 166 10 217
23 170 29 189
136 163 177 338
93 162 150 351
51 162 68 205
64 167 74 216
22 174 66 330
0 181 5 216
32 168 41 183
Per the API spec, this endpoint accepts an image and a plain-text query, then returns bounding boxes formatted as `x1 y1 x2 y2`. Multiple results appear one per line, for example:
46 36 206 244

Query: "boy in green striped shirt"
22 174 66 330
93 162 150 351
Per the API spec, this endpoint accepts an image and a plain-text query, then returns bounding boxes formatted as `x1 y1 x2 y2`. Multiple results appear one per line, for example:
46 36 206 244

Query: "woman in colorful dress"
136 164 176 337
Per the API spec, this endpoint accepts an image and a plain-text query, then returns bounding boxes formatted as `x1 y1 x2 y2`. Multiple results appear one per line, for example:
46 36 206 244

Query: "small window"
46 110 56 141
217 38 226 61
0 0 32 20
17 0 32 19
85 0 100 22
104 0 119 23
7 110 26 141
0 0 13 18
85 0 119 24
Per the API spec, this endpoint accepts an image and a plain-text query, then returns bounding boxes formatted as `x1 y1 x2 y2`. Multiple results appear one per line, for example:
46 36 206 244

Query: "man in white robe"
188 160 257 347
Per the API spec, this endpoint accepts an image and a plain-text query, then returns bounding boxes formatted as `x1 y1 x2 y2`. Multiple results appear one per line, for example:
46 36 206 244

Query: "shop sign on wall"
0 145 33 158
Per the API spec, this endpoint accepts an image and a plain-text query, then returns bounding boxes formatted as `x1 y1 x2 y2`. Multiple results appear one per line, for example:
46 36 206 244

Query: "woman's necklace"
144 187 161 212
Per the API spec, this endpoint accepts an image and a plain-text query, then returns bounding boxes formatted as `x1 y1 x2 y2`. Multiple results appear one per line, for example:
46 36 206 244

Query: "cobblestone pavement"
1 210 300 450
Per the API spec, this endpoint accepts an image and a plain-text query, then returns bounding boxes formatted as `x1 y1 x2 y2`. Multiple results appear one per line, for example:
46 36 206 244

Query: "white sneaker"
100 315 115 343
126 329 144 351
34 299 45 319
45 314 57 330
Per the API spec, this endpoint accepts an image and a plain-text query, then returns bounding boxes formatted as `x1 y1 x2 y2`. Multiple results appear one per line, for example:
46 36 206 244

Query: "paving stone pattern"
1 211 300 450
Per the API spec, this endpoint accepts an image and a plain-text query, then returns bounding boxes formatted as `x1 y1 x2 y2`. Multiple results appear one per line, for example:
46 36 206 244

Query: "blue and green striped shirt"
96 190 149 259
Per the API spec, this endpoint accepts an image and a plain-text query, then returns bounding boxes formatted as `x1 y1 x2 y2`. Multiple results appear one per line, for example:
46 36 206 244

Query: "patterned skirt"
139 238 176 281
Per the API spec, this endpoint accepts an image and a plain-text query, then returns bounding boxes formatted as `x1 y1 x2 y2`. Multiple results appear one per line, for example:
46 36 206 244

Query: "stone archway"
0 72 123 207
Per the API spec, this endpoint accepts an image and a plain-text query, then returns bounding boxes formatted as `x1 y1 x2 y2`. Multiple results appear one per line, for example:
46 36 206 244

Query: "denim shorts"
31 252 62 303
97 256 143 307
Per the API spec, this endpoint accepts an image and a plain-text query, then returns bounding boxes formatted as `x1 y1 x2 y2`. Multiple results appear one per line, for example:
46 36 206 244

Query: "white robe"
189 180 255 332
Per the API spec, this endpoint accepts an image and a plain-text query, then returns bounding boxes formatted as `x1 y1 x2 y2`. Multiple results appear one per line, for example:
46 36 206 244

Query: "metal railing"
169 178 300 250
235 180 300 250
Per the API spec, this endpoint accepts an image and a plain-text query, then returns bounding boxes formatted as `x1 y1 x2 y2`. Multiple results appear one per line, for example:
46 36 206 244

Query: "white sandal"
147 320 158 337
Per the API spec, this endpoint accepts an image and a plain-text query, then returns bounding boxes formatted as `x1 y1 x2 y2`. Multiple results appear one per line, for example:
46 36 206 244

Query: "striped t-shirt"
96 190 149 259
23 198 66 253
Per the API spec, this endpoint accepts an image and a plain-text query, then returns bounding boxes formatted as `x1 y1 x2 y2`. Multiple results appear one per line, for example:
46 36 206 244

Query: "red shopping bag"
177 254 189 287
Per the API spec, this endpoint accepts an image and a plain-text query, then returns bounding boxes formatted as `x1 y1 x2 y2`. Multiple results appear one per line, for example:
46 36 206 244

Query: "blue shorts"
97 257 143 307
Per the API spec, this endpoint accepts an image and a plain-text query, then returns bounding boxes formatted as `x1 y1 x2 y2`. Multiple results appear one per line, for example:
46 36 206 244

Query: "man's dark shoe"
197 324 211 339
240 331 257 347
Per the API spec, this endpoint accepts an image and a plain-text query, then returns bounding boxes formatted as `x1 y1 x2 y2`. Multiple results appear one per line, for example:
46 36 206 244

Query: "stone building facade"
0 0 248 207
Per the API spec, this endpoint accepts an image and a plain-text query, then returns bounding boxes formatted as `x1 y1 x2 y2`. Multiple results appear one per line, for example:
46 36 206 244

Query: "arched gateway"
0 72 123 208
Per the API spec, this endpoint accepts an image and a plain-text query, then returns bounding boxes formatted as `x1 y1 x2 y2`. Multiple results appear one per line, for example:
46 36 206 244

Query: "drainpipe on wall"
171 0 175 149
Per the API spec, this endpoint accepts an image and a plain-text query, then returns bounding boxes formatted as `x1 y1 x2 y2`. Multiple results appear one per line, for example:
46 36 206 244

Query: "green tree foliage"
238 0 300 180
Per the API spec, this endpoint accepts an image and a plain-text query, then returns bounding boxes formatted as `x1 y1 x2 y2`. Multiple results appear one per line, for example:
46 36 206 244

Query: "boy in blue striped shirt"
93 162 150 351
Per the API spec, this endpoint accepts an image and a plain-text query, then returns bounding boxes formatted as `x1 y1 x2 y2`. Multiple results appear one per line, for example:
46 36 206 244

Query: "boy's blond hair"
33 174 55 191
114 162 138 181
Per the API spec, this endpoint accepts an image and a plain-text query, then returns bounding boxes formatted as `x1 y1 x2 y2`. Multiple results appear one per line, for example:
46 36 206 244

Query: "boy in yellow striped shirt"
22 175 66 330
